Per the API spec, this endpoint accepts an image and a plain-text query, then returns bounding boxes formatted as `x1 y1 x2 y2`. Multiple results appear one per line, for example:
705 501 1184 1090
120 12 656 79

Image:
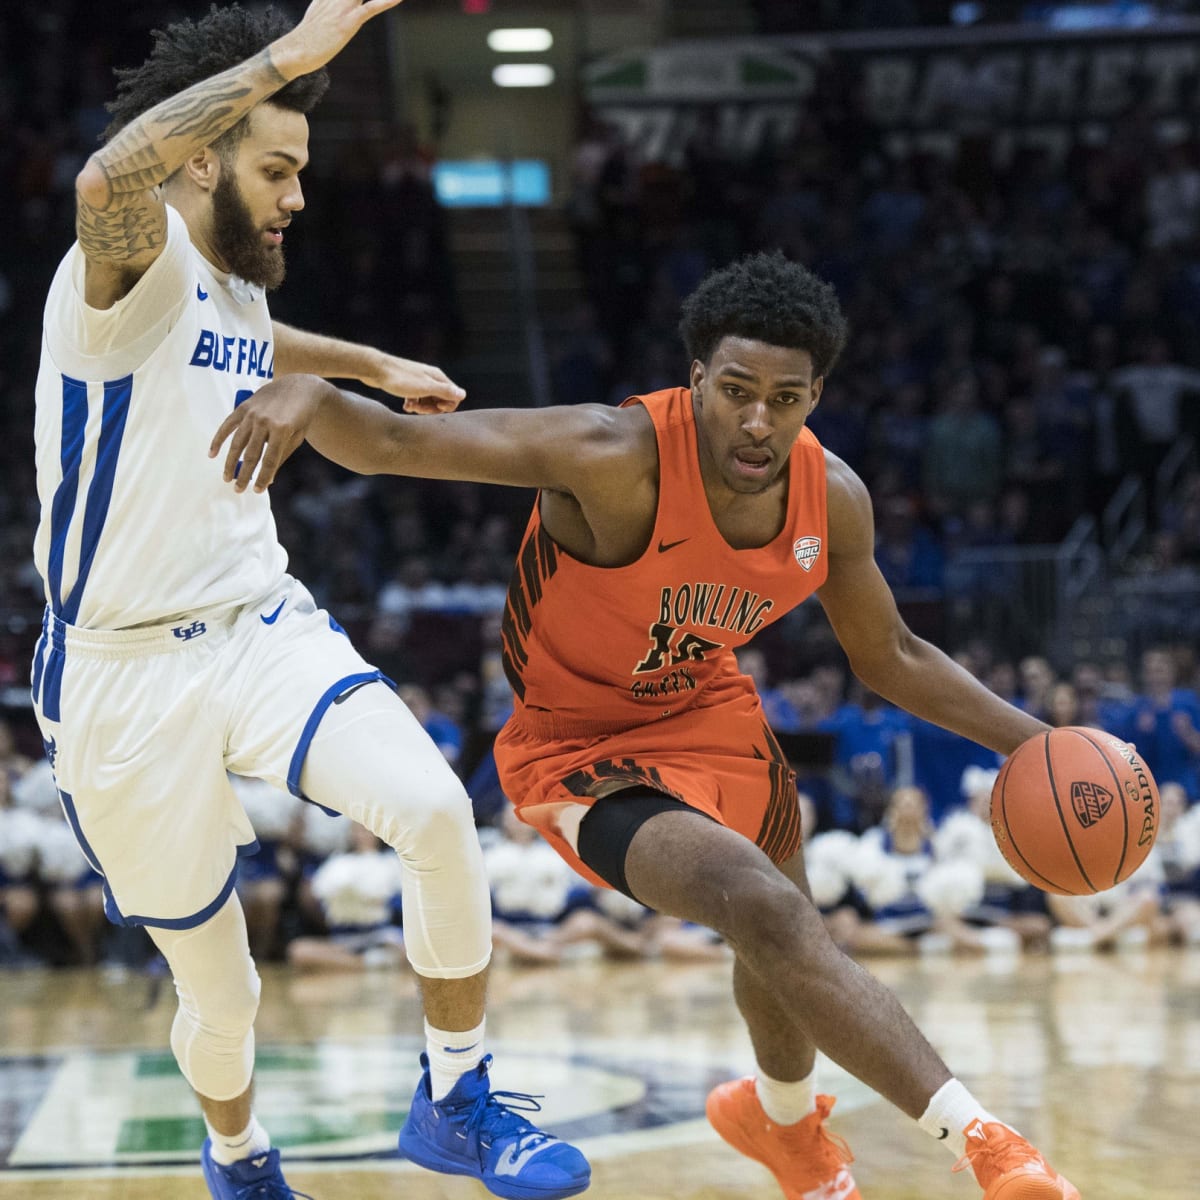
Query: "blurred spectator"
1144 142 1200 251
1017 656 1057 722
860 159 926 255
807 378 869 470
986 659 1019 705
1002 397 1068 540
922 372 1004 519
909 713 1002 824
867 380 927 490
1047 880 1168 953
1 758 102 966
1045 682 1083 729
0 719 31 786
231 776 301 963
552 302 613 405
874 495 945 592
1148 782 1200 946
481 808 726 965
39 813 105 966
1110 336 1200 505
938 766 1050 951
737 647 804 734
0 770 41 963
370 557 453 656
1119 647 1200 795
287 822 407 973
1070 660 1130 732
819 785 1007 957
819 681 911 832
1160 471 1200 564
396 683 464 768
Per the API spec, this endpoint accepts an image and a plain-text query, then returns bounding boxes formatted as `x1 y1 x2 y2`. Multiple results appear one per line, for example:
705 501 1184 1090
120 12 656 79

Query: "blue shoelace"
229 1177 315 1200
456 1088 556 1152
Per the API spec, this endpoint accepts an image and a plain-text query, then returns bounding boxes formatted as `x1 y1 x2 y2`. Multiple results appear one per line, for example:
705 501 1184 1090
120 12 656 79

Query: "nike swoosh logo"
657 537 689 553
197 284 209 301
801 1171 856 1200
260 599 285 625
333 680 376 705
493 1138 552 1177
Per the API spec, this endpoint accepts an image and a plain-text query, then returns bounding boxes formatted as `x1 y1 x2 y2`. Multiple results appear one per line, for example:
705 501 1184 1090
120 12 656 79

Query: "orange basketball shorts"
492 688 802 889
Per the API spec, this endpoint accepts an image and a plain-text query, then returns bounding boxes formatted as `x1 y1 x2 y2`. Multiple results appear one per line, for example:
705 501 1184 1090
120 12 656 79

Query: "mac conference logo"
1071 780 1113 828
793 536 822 571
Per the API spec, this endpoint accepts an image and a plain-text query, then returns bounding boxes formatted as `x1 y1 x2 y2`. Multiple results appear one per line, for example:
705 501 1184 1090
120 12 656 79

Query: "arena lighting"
487 28 554 52
492 63 556 87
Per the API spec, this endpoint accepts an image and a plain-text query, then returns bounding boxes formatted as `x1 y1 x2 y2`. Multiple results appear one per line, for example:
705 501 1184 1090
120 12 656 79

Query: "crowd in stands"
3 4 1200 968
561 78 1200 544
4 628 1200 970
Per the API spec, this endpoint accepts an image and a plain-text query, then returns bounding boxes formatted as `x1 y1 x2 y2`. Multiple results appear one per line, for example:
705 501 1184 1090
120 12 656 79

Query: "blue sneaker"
398 1053 591 1199
201 1140 314 1199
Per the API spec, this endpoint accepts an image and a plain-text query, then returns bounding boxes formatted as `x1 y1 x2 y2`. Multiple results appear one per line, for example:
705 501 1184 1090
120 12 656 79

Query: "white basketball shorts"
30 577 390 929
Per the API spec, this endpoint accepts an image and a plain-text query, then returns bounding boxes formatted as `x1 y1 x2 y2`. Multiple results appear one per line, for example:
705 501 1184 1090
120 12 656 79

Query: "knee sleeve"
150 898 261 1102
300 686 491 980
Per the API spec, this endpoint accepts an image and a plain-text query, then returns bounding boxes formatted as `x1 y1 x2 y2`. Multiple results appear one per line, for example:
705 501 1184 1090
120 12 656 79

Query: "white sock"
426 1017 486 1101
755 1068 818 1126
918 1079 1003 1158
204 1115 270 1166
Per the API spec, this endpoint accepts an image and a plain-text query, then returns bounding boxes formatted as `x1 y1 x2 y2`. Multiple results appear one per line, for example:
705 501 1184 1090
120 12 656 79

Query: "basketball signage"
586 22 1200 165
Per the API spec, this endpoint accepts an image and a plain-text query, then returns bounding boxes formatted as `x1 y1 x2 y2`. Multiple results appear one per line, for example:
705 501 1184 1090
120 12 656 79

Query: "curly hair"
679 251 849 378
103 4 330 149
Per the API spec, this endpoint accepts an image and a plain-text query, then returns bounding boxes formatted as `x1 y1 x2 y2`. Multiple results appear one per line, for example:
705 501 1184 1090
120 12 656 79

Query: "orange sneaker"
953 1118 1081 1199
706 1078 860 1200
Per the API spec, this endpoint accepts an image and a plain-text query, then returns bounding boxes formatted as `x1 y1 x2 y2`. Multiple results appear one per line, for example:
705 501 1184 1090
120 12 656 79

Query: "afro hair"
103 3 329 145
679 251 849 378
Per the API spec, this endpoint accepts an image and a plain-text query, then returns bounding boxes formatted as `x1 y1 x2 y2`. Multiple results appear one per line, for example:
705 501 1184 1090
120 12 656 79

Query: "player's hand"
208 375 331 493
362 352 467 414
274 0 407 79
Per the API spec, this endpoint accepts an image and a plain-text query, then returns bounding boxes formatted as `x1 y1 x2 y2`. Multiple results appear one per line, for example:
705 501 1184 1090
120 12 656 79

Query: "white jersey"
33 203 288 630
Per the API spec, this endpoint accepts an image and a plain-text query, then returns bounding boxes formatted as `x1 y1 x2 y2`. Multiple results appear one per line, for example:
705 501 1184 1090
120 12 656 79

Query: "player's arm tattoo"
90 49 285 205
75 197 168 263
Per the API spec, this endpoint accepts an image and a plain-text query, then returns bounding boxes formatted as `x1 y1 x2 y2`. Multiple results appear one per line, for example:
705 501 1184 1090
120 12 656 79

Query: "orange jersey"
494 386 829 883
499 387 829 732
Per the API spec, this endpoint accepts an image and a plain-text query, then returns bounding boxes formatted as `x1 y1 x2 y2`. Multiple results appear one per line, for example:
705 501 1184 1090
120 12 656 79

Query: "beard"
211 170 287 291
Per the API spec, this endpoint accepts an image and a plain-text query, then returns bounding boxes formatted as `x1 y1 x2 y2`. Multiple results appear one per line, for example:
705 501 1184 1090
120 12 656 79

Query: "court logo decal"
0 1039 879 1176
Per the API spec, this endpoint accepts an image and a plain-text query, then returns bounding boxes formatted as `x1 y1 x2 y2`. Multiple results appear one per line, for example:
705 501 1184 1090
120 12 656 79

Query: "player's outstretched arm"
271 321 466 412
817 452 1048 756
209 375 629 495
75 0 405 305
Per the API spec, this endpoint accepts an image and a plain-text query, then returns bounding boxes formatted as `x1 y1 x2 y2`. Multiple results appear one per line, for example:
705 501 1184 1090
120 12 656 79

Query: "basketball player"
31 4 588 1198
216 252 1081 1199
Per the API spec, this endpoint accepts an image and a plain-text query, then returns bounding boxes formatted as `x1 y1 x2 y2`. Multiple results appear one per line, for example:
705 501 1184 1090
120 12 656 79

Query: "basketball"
990 727 1159 896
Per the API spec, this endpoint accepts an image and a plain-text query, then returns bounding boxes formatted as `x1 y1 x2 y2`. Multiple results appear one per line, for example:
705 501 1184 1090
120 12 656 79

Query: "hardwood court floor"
2 947 1198 1199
